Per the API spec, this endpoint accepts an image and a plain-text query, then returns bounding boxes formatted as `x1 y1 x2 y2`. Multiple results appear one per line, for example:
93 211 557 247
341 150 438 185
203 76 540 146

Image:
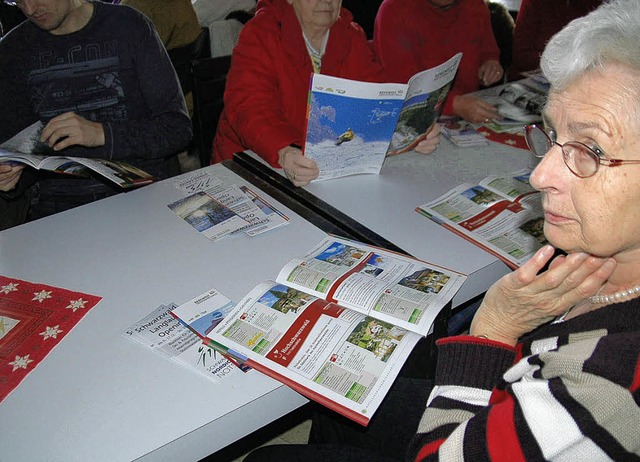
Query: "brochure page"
274 236 466 335
416 171 545 268
207 281 422 425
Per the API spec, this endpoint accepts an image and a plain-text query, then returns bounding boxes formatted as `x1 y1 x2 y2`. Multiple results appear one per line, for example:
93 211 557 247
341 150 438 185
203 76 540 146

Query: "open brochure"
416 169 546 269
303 53 462 181
200 235 466 425
0 121 154 188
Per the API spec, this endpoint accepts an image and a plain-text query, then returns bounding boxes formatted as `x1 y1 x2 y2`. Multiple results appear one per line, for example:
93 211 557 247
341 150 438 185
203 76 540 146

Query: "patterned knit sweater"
407 299 640 461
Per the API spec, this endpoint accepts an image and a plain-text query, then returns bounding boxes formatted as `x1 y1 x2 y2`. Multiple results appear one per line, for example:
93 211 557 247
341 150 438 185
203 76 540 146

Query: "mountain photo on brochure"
303 53 462 181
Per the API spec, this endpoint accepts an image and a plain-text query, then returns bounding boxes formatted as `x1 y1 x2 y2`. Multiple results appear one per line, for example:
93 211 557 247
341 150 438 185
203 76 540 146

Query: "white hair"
541 0 640 90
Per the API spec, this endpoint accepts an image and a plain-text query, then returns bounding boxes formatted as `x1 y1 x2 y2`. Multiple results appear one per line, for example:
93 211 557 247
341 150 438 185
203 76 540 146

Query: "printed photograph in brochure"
167 191 248 241
205 235 466 425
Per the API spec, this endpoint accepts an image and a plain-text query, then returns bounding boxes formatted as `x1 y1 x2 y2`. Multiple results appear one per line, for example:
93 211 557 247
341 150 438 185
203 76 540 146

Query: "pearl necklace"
589 285 640 304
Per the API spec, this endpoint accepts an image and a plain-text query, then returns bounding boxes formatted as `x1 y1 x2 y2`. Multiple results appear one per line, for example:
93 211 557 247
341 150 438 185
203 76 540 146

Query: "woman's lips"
544 210 571 225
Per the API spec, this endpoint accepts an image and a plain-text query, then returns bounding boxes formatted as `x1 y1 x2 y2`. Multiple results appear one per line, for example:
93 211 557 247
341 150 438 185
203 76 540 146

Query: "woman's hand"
453 94 500 124
478 59 504 87
470 245 616 346
277 145 319 187
0 163 25 192
414 123 441 155
41 112 105 151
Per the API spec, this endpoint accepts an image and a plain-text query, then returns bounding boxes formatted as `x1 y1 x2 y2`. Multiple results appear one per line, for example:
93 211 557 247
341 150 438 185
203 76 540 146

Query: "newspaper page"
123 303 243 383
1 121 154 188
274 236 465 335
207 280 422 425
304 53 462 181
416 170 545 268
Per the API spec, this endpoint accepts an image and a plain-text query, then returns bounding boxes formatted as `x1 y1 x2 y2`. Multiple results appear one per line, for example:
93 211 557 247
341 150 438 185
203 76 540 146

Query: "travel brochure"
416 169 545 269
0 121 154 188
170 235 466 426
168 170 290 241
122 302 246 383
303 53 462 181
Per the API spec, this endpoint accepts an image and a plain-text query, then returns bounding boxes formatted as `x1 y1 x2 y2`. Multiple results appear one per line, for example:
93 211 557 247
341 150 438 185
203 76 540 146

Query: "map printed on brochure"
122 302 246 382
0 275 102 404
168 171 290 240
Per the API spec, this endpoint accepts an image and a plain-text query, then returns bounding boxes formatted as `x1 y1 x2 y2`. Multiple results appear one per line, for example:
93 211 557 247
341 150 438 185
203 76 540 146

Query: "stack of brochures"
440 117 489 148
167 170 290 241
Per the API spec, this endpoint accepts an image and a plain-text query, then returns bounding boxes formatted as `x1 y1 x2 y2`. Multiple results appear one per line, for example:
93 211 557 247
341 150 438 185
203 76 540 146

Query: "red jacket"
212 0 382 166
373 0 499 115
510 0 603 79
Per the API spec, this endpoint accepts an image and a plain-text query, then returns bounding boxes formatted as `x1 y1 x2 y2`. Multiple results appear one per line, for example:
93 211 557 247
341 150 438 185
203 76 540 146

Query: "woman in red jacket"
373 0 504 124
212 0 440 186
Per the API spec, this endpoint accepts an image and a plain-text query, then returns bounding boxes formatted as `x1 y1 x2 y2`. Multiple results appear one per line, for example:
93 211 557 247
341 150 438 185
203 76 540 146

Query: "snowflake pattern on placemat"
0 276 101 403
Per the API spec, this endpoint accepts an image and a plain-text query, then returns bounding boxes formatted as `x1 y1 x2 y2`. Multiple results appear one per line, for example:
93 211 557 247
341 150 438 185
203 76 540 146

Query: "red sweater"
211 0 382 166
510 0 604 79
373 0 499 115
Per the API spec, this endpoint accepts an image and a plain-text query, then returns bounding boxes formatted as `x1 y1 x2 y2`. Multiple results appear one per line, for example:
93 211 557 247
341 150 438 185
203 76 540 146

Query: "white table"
0 163 332 461
237 136 535 306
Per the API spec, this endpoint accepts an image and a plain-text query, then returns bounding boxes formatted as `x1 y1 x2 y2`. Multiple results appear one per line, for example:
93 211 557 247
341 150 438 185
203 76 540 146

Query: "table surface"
237 132 535 306
0 163 337 462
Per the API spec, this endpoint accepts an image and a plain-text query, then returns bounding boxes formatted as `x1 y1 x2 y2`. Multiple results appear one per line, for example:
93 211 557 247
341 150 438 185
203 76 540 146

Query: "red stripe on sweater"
487 395 526 462
631 354 640 392
415 438 446 461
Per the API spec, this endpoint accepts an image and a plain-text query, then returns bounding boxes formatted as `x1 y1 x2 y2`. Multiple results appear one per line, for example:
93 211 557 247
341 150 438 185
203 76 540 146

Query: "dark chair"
191 55 232 167
167 27 211 98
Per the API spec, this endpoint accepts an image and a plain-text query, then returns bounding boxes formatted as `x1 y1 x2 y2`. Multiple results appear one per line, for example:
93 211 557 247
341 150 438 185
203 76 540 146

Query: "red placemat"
477 126 529 150
0 276 102 403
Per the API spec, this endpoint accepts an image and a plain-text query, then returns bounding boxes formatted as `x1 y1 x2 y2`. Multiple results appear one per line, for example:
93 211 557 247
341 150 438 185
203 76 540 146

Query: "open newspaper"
0 121 154 188
303 53 462 181
416 169 546 269
200 235 466 425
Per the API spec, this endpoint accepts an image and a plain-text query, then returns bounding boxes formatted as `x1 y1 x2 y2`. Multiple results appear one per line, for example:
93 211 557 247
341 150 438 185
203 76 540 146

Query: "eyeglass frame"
523 123 640 178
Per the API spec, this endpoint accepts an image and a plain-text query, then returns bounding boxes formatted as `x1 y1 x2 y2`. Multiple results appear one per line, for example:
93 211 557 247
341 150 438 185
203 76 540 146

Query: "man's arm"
98 12 193 161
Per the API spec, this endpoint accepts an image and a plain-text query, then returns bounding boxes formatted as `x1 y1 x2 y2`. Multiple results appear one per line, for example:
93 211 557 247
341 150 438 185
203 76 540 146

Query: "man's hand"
470 245 616 346
0 163 25 191
277 145 319 187
41 112 105 151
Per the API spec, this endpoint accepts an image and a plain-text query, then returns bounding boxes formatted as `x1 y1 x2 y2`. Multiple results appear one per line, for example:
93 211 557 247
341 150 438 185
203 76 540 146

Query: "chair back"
167 27 211 96
191 55 232 167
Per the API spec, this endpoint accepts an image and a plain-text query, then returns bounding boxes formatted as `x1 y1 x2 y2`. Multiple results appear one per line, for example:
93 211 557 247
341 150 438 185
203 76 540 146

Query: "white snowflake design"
0 282 19 294
40 325 63 340
32 290 52 303
9 354 34 372
66 298 88 312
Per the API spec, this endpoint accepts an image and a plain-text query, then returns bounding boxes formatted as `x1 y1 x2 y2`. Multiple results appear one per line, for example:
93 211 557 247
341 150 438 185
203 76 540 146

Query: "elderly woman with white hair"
245 0 640 460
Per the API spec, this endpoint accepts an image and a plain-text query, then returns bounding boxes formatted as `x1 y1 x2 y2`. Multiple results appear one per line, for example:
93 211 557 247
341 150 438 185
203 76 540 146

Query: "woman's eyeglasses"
523 124 640 178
